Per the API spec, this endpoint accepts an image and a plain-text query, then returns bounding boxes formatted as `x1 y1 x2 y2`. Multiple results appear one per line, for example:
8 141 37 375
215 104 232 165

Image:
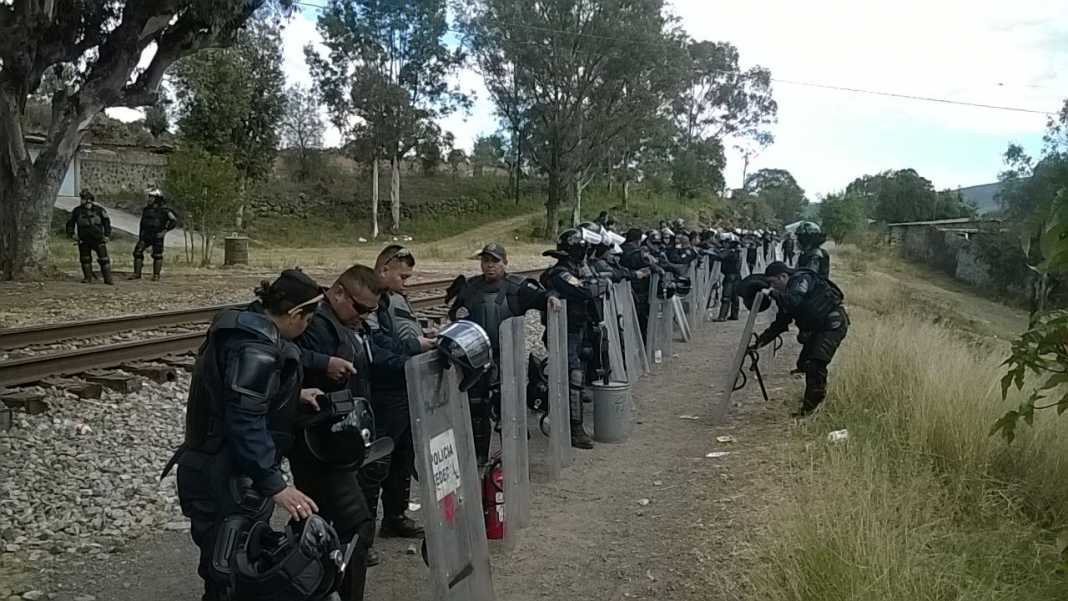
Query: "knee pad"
568 369 585 390
152 252 164 261
359 457 391 486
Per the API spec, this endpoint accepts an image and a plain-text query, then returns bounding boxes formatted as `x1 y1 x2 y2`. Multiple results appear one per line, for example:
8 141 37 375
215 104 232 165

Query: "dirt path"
22 309 804 601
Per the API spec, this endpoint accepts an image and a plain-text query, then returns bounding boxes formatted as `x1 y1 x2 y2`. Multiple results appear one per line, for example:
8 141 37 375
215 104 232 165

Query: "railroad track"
0 269 544 389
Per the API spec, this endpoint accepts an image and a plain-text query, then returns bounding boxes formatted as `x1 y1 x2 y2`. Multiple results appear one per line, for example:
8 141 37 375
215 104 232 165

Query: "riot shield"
661 292 675 360
602 289 627 382
705 261 723 318
405 353 496 601
645 274 662 365
686 262 701 333
498 317 530 549
672 295 692 343
710 290 767 423
615 281 649 380
545 300 574 479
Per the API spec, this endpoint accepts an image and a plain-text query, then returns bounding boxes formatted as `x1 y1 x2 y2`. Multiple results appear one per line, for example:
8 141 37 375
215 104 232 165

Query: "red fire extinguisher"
482 459 505 540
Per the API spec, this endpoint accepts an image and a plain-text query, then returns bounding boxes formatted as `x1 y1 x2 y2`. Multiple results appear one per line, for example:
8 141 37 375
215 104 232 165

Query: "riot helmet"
436 320 493 392
737 274 774 312
232 515 348 601
79 189 95 205
556 228 589 262
794 221 826 250
299 391 389 472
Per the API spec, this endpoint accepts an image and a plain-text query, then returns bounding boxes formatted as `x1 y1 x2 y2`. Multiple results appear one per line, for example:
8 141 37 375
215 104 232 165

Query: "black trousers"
635 298 650 343
718 274 740 319
798 312 849 410
133 234 165 260
77 240 109 270
359 390 415 530
289 446 371 600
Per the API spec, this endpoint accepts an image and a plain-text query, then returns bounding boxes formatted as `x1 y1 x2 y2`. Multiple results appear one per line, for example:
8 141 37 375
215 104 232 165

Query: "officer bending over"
751 262 849 417
165 270 325 601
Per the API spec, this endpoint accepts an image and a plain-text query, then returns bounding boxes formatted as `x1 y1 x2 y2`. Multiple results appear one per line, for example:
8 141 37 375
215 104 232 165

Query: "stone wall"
79 147 168 197
955 240 993 288
891 226 1005 294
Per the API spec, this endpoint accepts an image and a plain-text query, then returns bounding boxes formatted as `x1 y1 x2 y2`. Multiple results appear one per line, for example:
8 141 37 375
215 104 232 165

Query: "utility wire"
290 0 1060 116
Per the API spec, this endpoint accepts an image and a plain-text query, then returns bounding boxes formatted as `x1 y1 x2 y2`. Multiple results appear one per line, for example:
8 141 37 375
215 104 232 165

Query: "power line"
289 1 1060 116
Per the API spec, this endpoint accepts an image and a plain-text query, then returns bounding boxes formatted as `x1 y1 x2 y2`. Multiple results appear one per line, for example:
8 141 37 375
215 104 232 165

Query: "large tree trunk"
571 177 583 227
371 159 380 239
545 168 562 239
0 88 95 280
390 153 401 234
513 129 521 206
622 178 630 208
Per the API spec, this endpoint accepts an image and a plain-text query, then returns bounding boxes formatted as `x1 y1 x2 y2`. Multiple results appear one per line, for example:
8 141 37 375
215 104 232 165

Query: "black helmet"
232 515 347 601
437 320 493 392
737 274 773 312
794 221 826 250
299 391 390 472
556 228 588 262
674 275 692 296
79 189 94 202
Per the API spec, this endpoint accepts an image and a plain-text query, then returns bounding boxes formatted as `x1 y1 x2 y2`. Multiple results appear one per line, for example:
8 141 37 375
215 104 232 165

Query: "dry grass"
745 257 1068 600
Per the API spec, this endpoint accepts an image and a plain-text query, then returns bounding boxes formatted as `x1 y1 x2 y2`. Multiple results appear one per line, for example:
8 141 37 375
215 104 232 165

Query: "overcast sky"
117 1 1068 200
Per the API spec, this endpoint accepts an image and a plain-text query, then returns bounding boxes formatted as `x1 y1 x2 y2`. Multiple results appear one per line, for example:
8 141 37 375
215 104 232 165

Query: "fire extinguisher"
482 458 505 540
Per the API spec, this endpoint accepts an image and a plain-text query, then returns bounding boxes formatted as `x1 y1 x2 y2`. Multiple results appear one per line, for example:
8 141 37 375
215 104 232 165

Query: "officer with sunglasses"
291 264 383 599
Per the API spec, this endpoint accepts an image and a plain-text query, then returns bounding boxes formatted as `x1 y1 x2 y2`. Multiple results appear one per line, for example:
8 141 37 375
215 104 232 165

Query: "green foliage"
471 134 506 175
973 231 1030 293
164 147 242 265
847 168 974 223
171 17 287 182
744 168 807 223
819 191 867 243
143 93 171 139
670 137 726 199
280 85 324 180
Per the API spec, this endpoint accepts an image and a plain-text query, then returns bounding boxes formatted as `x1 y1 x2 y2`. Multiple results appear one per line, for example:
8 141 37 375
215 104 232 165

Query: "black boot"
80 263 93 284
128 257 143 280
151 258 162 281
571 421 594 450
100 262 114 285
379 516 424 539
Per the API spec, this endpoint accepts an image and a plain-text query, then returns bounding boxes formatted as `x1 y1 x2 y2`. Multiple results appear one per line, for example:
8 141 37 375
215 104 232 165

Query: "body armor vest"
721 248 743 275
793 272 845 331
75 206 108 239
460 275 524 355
184 309 302 459
798 248 830 278
140 203 172 233
543 262 591 330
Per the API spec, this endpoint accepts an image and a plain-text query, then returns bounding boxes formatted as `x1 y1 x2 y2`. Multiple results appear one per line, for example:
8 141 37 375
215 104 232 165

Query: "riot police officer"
130 187 178 281
714 233 744 321
163 270 325 601
541 229 609 450
292 264 384 596
365 246 436 545
782 233 797 267
65 189 113 285
795 221 830 277
447 243 552 465
751 261 848 416
620 229 664 342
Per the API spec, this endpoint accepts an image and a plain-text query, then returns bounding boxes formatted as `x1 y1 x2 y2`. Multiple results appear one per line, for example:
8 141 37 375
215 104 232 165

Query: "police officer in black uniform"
795 221 831 277
714 233 744 321
164 270 325 601
364 246 436 548
130 187 178 281
447 243 551 465
782 233 796 267
542 229 609 450
751 261 849 416
292 264 384 597
66 189 113 285
620 228 664 342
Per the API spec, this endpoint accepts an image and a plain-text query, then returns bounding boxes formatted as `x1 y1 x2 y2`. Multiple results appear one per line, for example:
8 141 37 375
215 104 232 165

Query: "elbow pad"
228 345 280 415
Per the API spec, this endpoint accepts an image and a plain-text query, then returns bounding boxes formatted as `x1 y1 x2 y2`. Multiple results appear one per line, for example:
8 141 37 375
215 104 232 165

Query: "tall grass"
746 273 1068 600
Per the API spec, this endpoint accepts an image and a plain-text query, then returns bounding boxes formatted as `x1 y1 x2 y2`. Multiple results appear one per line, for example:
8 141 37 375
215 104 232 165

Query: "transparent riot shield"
545 300 574 479
672 295 692 343
405 353 496 601
602 289 627 382
706 261 723 317
615 281 649 380
661 292 675 360
710 290 767 423
686 262 701 333
645 274 663 365
498 317 530 549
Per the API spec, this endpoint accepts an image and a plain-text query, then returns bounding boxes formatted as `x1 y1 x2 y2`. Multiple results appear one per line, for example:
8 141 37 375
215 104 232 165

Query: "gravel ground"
1 306 811 601
0 326 206 361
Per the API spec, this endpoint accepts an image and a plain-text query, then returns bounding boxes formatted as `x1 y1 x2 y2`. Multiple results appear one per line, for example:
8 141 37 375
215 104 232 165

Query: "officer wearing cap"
163 269 326 601
66 189 113 285
291 264 383 596
447 243 554 465
130 187 178 281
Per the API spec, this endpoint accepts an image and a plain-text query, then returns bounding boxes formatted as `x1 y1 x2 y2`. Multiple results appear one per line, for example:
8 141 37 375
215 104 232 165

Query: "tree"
845 169 972 223
0 0 288 279
164 147 242 266
281 85 325 179
307 0 466 236
819 192 867 243
744 168 808 223
471 134 506 176
144 93 171 139
671 137 726 199
466 0 686 236
447 148 468 177
417 128 450 176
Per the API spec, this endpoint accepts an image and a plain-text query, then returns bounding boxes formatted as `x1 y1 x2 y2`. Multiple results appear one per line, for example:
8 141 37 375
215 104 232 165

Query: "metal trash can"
592 380 632 443
223 235 249 266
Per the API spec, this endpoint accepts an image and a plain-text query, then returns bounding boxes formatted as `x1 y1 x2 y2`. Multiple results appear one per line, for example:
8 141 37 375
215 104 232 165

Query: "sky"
113 0 1068 200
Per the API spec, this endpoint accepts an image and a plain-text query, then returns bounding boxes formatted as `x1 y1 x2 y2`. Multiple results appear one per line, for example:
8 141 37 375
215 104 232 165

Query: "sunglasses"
339 284 378 315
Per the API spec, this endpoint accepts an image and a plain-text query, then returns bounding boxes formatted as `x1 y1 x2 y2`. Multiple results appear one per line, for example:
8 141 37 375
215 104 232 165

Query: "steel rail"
0 268 545 387
0 269 543 350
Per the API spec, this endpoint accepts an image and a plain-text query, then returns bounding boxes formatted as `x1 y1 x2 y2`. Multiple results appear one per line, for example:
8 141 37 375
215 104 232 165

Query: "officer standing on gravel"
163 269 325 601
447 243 553 466
363 246 436 549
130 187 178 281
620 228 664 342
750 261 849 417
713 233 743 321
65 189 113 285
292 264 384 598
782 233 796 267
542 229 607 450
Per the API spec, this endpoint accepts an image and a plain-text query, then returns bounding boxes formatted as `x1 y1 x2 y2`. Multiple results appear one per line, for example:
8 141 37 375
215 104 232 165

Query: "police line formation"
147 210 847 601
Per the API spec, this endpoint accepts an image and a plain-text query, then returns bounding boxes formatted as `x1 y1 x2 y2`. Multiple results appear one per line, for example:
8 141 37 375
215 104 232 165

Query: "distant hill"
956 181 1020 215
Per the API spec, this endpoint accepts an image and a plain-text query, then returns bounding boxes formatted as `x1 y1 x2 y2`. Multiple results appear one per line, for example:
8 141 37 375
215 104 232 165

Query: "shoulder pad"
228 344 281 413
504 274 526 286
235 311 279 344
520 277 543 291
97 206 109 216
